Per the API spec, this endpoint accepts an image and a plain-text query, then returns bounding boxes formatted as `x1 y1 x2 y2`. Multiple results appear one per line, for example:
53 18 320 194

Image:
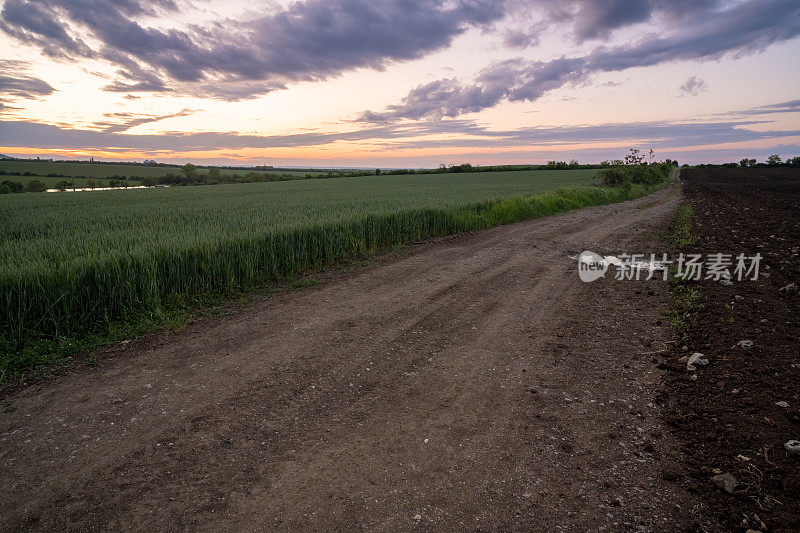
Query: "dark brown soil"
661 168 800 531
1 183 696 531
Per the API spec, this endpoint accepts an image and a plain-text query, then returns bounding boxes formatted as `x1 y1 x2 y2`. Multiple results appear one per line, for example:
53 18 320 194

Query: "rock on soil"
686 352 708 371
710 473 739 494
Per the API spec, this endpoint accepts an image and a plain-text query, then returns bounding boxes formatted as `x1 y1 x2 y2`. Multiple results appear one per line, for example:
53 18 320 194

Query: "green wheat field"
1 168 663 380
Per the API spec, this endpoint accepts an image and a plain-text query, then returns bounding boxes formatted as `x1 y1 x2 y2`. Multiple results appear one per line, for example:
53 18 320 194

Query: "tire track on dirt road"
1 181 696 531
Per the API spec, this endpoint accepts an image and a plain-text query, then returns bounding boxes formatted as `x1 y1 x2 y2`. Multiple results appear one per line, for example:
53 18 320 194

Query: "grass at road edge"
662 201 702 342
1 181 667 387
668 203 695 248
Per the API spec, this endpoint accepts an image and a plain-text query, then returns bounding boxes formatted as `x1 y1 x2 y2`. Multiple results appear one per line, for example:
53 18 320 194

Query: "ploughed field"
661 167 800 531
2 168 672 380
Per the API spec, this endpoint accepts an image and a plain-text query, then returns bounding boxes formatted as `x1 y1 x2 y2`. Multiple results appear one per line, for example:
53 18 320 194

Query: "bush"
598 163 671 187
596 167 629 187
0 180 23 193
26 180 47 193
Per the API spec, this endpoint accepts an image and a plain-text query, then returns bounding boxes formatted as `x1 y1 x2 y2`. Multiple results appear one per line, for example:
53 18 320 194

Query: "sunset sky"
1 0 799 167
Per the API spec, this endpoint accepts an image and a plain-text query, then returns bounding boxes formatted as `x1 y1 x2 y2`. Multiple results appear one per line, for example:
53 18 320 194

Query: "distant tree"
86 179 97 189
162 172 181 184
449 163 473 173
623 149 644 165
375 168 381 175
0 183 11 194
55 180 69 191
26 180 46 192
766 154 782 166
181 163 197 179
568 159 579 167
786 156 800 168
739 158 751 167
1 180 23 193
208 168 221 181
141 176 158 187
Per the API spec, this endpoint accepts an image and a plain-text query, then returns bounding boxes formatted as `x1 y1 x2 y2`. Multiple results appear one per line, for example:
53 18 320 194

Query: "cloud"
0 0 95 58
571 0 653 42
2 117 798 154
737 99 800 115
0 0 506 100
0 60 55 112
678 76 708 96
362 0 800 122
103 67 172 94
360 57 587 122
376 120 800 151
502 29 540 50
93 108 197 133
502 0 723 48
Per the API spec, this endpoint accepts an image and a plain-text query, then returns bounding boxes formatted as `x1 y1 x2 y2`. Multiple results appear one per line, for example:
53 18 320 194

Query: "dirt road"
1 183 695 531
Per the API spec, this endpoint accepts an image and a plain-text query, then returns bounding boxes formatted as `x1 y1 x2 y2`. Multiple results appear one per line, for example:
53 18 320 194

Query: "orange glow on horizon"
0 139 664 160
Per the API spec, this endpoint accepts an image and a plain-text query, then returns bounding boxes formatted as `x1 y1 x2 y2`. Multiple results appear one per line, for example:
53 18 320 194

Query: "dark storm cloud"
0 60 55 101
1 118 798 154
0 0 505 99
361 0 800 122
